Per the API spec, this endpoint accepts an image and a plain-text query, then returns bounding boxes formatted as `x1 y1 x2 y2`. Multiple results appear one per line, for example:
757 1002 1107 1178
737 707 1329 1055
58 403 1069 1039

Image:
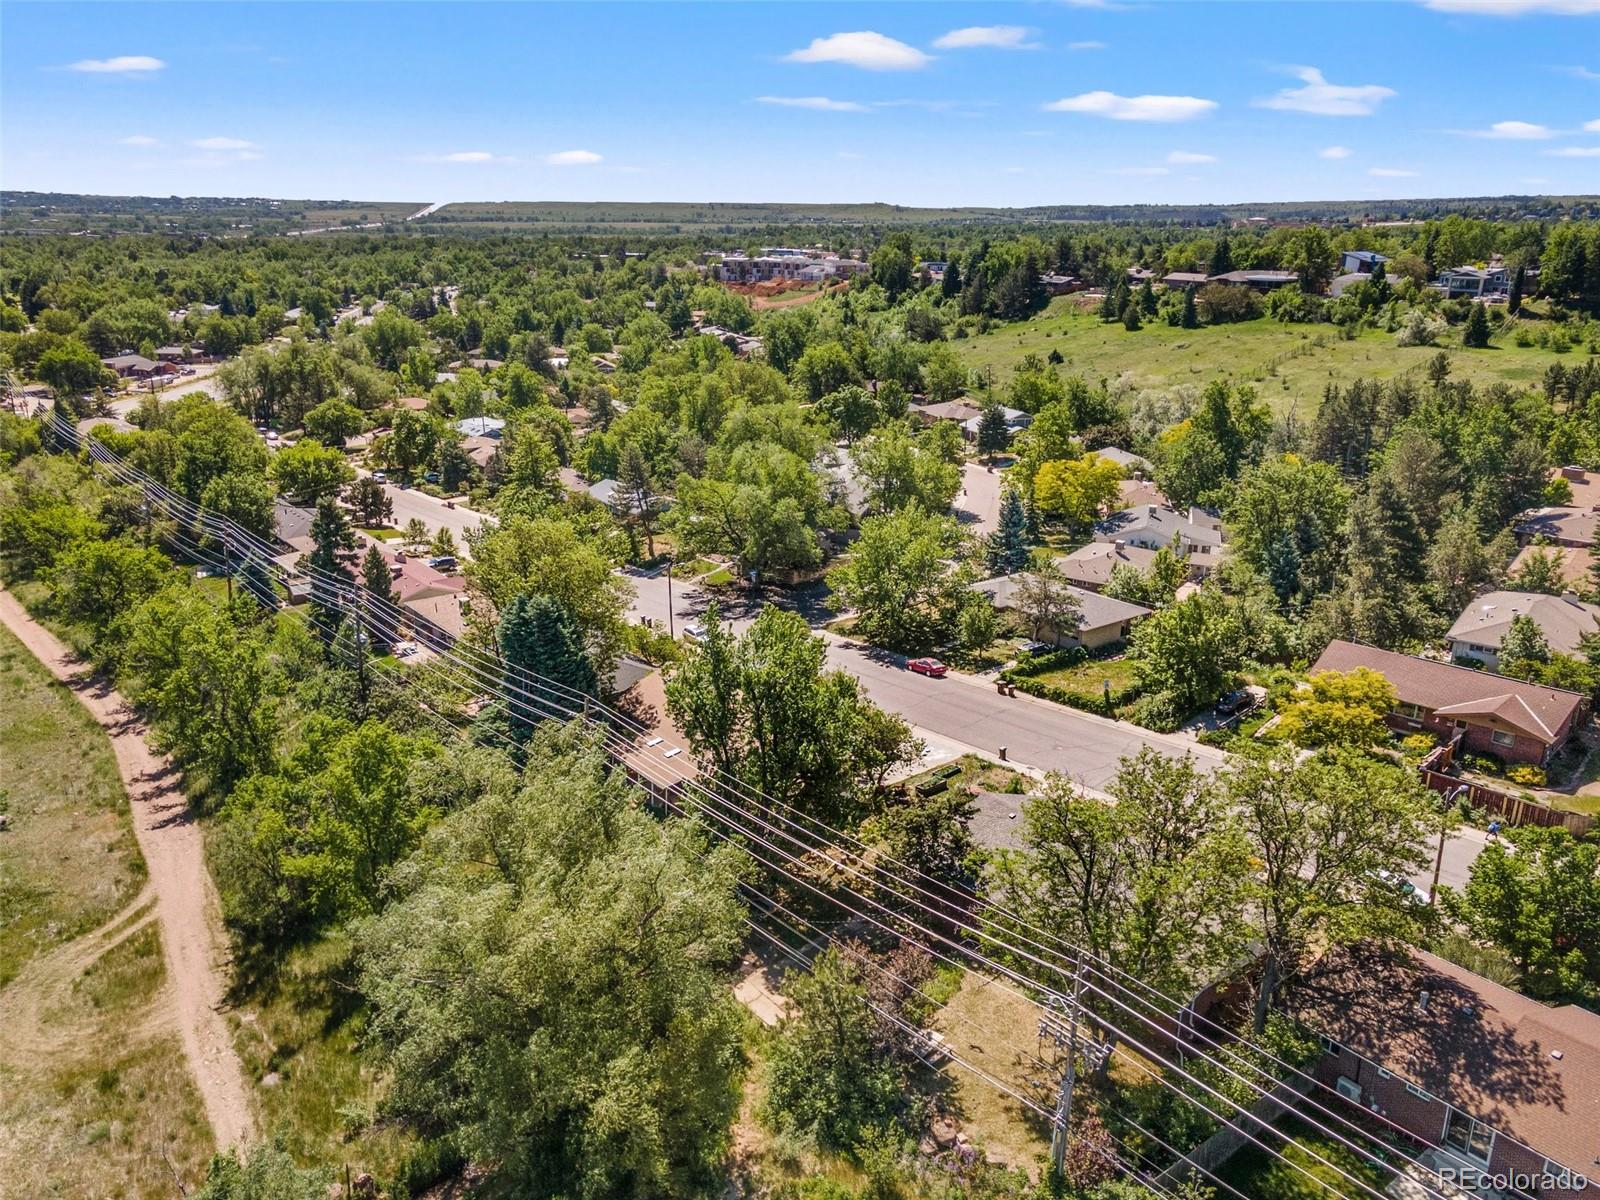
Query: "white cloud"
1069 40 1107 50
1557 65 1600 79
1463 120 1555 138
118 134 159 147
1586 117 1600 130
1319 145 1354 158
755 95 868 112
1545 145 1600 155
933 25 1039 50
1421 0 1600 13
785 31 931 71
190 137 256 151
68 54 165 74
1108 166 1172 176
1044 91 1218 122
546 149 603 166
1369 167 1420 177
1167 150 1218 163
440 151 499 163
1257 67 1396 116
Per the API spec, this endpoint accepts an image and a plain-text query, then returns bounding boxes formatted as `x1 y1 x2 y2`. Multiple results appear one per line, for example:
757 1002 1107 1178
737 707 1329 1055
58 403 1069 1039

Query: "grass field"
954 297 1586 416
1215 1115 1391 1200
0 621 213 1196
1022 655 1139 701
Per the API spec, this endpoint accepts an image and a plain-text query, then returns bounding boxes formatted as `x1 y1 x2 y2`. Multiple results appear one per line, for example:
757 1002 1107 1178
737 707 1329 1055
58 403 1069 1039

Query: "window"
1376 1067 1391 1080
1491 730 1516 749
1398 703 1424 719
1319 1035 1341 1057
1444 1109 1494 1162
1405 1081 1434 1102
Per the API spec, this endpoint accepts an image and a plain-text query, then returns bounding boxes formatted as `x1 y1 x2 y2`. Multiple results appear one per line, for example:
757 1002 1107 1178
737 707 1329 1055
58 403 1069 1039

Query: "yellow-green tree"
1274 667 1396 748
1033 453 1124 528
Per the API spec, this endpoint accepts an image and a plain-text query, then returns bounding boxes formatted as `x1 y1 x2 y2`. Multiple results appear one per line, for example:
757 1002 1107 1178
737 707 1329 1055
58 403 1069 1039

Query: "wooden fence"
1418 743 1594 836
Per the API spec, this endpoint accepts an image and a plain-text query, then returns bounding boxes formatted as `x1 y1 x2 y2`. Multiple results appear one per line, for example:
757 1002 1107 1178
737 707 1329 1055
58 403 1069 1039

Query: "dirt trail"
0 589 255 1151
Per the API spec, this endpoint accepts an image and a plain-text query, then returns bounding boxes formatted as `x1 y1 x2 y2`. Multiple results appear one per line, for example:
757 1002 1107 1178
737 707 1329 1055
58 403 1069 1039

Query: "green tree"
344 475 393 526
817 384 879 447
37 338 111 399
1449 826 1600 999
497 592 598 739
1011 559 1083 645
1462 302 1490 349
1230 749 1434 1030
270 441 354 504
200 471 277 541
975 403 1011 460
357 727 746 1198
386 407 442 482
849 426 961 515
1223 455 1350 607
1274 667 1396 748
985 487 1031 576
1506 547 1567 595
1180 287 1199 329
828 505 968 651
792 341 857 403
302 397 366 447
194 1139 327 1200
1498 613 1550 674
1128 588 1243 723
1033 454 1124 528
763 948 903 1151
45 539 174 644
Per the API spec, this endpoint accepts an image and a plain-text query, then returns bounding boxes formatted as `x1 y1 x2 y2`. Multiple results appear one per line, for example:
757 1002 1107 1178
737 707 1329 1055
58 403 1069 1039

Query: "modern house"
968 575 1151 649
1308 640 1588 765
1339 249 1388 275
1434 265 1508 299
715 249 867 284
1206 269 1300 291
1093 504 1226 574
1056 542 1159 592
1445 591 1600 669
1291 944 1600 1198
1514 506 1598 549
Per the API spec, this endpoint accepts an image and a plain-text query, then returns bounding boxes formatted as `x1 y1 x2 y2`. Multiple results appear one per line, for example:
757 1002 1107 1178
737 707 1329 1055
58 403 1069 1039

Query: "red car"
907 657 948 678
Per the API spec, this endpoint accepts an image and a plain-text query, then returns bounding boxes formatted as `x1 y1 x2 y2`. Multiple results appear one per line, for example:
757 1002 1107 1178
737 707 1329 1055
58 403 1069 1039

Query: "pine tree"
1121 301 1143 332
361 544 396 650
1463 302 1490 349
1209 237 1233 276
940 258 962 300
976 404 1011 461
1508 265 1525 316
1024 492 1042 542
986 488 1031 576
1138 279 1158 317
1180 287 1199 329
307 497 355 641
498 593 599 740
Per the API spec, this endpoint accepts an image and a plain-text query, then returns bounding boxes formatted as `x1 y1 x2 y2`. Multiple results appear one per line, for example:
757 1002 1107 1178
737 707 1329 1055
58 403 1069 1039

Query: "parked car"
1018 640 1053 656
424 471 441 484
684 624 707 643
426 555 458 572
371 470 388 483
1367 868 1431 906
1215 690 1253 717
907 657 948 678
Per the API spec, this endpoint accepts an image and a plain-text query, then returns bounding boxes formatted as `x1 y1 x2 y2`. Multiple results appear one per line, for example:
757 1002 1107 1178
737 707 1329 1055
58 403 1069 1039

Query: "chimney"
1147 505 1158 517
1416 990 1431 1012
1561 591 1579 603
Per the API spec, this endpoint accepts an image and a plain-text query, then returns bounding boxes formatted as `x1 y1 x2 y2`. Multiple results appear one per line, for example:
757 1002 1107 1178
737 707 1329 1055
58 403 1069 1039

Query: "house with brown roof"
1290 944 1600 1197
911 400 984 428
1056 541 1159 592
1551 465 1600 510
1506 544 1595 592
1514 507 1598 550
969 574 1151 649
1309 640 1587 765
1445 591 1600 670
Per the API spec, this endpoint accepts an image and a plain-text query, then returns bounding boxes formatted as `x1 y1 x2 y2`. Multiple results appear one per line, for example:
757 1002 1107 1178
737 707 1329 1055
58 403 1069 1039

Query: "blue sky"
3 1 1599 207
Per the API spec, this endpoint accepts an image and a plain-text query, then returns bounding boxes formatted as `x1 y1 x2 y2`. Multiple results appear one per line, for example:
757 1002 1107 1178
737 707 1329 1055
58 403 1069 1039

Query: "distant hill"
4 190 1598 238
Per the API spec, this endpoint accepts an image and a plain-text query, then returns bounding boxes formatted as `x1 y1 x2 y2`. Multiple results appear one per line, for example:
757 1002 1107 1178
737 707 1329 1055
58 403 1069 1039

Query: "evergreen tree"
1024 492 1042 542
1463 302 1490 349
939 258 961 300
498 593 598 740
1121 301 1143 332
976 403 1011 460
986 487 1031 576
307 497 355 641
1180 286 1199 329
1138 279 1158 317
361 544 397 650
1209 237 1234 276
1508 264 1525 316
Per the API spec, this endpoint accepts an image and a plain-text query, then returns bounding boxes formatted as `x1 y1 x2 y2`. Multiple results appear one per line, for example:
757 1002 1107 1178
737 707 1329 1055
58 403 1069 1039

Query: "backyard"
1215 1115 1392 1200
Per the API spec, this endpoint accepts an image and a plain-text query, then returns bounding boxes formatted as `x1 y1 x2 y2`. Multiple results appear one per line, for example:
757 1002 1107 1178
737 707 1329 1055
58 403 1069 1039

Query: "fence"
1418 743 1594 836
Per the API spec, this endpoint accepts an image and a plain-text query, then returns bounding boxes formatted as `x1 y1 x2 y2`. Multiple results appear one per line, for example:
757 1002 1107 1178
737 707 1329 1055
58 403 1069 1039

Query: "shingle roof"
1290 944 1600 1174
1446 591 1600 657
1309 640 1584 743
1057 542 1159 589
1515 507 1598 546
969 575 1151 632
1507 545 1595 590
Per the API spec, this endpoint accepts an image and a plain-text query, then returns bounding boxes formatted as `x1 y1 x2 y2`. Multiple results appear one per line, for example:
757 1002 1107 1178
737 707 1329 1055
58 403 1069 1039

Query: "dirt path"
0 589 255 1151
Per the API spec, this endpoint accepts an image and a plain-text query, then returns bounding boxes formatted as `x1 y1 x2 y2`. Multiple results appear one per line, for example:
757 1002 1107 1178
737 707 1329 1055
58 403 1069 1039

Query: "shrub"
1400 734 1437 758
1507 764 1546 787
1396 311 1447 347
1131 690 1186 732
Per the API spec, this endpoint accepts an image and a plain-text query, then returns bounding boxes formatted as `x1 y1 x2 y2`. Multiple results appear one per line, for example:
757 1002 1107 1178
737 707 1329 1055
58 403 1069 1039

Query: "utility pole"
1431 786 1468 901
666 559 675 640
222 534 234 603
1043 954 1088 1178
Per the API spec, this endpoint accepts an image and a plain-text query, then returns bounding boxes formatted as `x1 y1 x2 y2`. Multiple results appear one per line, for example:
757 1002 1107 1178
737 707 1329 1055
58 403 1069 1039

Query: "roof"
913 400 984 424
1514 507 1598 547
1057 541 1159 589
1446 591 1600 657
273 498 316 551
1162 272 1210 286
968 790 1033 851
1208 269 1300 286
1342 250 1388 264
461 435 499 467
401 591 467 641
101 353 157 371
1290 944 1600 1174
1309 640 1585 743
969 574 1152 632
1552 465 1600 509
454 416 505 438
1507 544 1595 590
1094 504 1225 549
1118 478 1167 509
394 395 431 412
1090 446 1151 473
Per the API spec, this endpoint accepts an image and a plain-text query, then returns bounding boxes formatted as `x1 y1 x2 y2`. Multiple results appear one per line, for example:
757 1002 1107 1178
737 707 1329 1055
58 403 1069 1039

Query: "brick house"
1308 641 1587 766
1290 945 1600 1198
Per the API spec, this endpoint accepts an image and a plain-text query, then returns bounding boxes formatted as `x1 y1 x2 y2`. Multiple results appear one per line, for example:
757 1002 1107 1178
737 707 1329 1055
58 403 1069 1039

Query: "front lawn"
1025 654 1138 700
1215 1115 1391 1200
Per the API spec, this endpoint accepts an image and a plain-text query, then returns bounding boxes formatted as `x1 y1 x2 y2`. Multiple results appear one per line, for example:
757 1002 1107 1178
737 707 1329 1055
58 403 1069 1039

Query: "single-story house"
461 435 500 469
1507 544 1595 591
1291 944 1600 1198
587 478 670 517
402 591 468 651
1514 506 1598 549
273 498 317 555
101 354 176 380
1093 504 1226 574
1445 590 1600 669
1338 250 1388 275
1162 271 1210 290
960 405 1032 442
911 400 984 428
1308 639 1587 765
454 416 506 439
466 356 504 372
969 574 1151 649
1126 266 1157 284
76 415 135 437
154 344 194 363
1207 269 1300 291
1551 464 1600 509
1089 446 1152 475
1056 542 1159 592
1039 273 1082 296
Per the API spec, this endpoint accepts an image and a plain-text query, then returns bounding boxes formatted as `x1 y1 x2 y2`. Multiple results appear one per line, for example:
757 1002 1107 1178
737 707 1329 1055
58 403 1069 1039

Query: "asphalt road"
380 480 497 548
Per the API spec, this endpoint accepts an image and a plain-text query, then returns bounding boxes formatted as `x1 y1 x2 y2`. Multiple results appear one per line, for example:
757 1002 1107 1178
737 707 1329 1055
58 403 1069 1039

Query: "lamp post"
1431 785 1469 901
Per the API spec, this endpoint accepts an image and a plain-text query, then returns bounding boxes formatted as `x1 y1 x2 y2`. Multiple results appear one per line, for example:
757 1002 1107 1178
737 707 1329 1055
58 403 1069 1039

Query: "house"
101 354 174 380
1507 544 1595 591
968 575 1151 649
1089 446 1152 475
1039 273 1082 296
273 498 317 555
1162 271 1210 290
402 591 468 651
394 395 432 412
454 416 506 439
460 435 500 469
1117 477 1167 510
154 344 192 363
960 405 1032 442
1514 506 1598 549
911 400 984 428
1445 591 1600 669
1551 464 1600 509
1308 640 1587 765
1339 250 1388 275
1093 504 1226 573
1434 265 1508 299
1126 267 1157 284
1056 541 1159 592
587 478 669 516
1206 269 1300 291
1290 944 1600 1197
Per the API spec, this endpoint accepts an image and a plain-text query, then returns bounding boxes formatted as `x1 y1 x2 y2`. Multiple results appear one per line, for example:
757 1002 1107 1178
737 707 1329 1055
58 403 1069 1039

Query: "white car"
684 624 707 643
371 470 388 483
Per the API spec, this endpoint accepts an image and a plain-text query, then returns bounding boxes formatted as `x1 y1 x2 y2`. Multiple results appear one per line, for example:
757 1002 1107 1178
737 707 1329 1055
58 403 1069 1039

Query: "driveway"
953 460 1006 536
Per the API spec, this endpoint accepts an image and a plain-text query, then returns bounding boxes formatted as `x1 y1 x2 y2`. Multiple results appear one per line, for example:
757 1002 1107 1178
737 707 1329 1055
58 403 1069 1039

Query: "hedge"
1001 646 1145 718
